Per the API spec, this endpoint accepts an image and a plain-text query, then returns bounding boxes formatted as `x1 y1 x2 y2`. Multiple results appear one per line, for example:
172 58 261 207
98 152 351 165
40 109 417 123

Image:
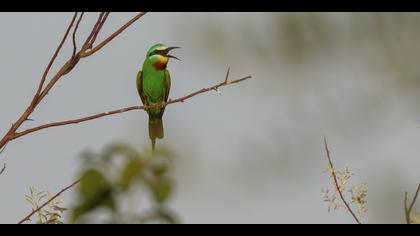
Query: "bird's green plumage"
137 44 175 151
137 67 170 117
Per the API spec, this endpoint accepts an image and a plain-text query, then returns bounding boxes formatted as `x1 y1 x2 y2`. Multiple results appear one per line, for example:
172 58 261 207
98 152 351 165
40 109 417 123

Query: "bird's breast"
143 72 166 103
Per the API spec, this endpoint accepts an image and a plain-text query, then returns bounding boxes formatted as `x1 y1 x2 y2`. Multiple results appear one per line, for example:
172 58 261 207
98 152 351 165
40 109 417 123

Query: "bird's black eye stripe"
149 50 165 57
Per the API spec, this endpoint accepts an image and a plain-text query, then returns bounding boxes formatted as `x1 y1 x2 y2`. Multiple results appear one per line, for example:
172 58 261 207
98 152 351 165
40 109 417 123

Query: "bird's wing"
164 70 171 102
136 70 147 105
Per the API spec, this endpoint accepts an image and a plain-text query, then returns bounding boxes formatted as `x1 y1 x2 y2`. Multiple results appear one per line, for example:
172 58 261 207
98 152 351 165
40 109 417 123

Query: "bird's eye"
154 50 165 55
149 50 161 57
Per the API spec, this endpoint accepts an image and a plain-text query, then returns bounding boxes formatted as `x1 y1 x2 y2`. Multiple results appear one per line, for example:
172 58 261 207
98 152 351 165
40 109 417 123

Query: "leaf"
102 143 141 163
71 142 178 223
151 163 169 178
149 177 172 204
38 194 47 203
79 169 108 200
71 191 114 223
71 169 115 223
52 206 68 213
120 159 144 191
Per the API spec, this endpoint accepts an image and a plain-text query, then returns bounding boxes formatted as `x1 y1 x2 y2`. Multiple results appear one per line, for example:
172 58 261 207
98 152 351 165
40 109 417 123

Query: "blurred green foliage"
70 143 179 224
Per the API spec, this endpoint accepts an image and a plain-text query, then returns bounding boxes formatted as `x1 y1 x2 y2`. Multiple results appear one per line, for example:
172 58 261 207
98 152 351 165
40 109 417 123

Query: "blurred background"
0 12 420 224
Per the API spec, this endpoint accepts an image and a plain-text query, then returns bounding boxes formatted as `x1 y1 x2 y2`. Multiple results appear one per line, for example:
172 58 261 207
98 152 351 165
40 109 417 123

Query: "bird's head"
146 43 180 70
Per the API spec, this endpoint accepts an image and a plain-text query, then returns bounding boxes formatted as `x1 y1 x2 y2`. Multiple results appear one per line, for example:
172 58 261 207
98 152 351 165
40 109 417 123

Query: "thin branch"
12 75 252 140
81 12 147 58
405 192 410 224
36 12 78 99
0 12 147 153
225 67 230 83
17 179 80 224
0 163 5 176
82 12 106 49
409 184 420 216
405 183 420 224
39 12 143 101
37 58 75 101
0 13 79 153
89 12 110 46
72 12 84 58
0 141 7 155
324 137 362 224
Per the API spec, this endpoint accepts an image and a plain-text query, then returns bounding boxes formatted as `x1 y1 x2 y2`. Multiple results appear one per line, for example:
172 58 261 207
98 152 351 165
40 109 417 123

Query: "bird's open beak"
167 54 181 61
164 46 181 61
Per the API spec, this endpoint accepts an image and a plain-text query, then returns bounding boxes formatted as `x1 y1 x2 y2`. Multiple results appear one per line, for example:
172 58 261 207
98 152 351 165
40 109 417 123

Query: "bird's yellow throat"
153 55 169 70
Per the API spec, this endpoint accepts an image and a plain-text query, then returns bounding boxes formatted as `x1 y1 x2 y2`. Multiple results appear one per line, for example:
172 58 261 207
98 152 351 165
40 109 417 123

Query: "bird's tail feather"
151 139 156 152
149 118 164 151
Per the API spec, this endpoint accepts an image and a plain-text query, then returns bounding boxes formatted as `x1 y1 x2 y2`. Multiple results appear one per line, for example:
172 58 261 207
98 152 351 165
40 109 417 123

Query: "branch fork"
0 12 147 154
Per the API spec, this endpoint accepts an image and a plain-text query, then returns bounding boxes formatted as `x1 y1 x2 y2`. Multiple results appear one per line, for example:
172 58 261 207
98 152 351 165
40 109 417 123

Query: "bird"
136 43 180 151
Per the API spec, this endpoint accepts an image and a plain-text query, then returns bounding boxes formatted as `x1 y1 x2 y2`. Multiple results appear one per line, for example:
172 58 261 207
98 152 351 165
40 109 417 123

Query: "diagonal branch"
36 12 78 99
0 12 147 155
224 67 230 83
81 12 147 58
0 142 7 155
72 12 84 58
82 12 106 49
89 12 110 46
17 179 81 224
324 137 362 224
0 13 79 156
408 184 420 218
0 163 5 176
12 74 252 141
405 183 420 224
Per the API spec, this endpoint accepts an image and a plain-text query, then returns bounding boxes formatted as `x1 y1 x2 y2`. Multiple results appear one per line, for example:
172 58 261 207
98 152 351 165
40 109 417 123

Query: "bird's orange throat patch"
153 56 169 70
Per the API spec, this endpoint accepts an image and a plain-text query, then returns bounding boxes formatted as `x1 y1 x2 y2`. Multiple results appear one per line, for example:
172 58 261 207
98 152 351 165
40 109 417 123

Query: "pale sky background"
0 12 420 224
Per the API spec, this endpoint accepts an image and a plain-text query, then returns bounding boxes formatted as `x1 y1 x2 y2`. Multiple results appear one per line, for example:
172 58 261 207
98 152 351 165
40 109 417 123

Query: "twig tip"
225 67 231 83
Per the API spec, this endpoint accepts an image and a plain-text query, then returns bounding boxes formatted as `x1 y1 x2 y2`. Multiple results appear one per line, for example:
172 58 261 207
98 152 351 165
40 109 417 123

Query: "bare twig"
89 12 110 46
225 67 230 84
72 12 84 57
405 183 420 224
82 12 106 49
0 12 147 155
81 12 147 58
0 163 5 176
0 13 79 154
405 192 410 224
408 184 420 217
17 179 80 224
0 142 7 155
324 137 362 224
12 75 252 140
37 12 78 99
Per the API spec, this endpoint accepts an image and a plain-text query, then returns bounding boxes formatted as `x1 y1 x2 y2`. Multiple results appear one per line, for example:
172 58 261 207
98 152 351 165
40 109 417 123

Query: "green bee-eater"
137 44 180 151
